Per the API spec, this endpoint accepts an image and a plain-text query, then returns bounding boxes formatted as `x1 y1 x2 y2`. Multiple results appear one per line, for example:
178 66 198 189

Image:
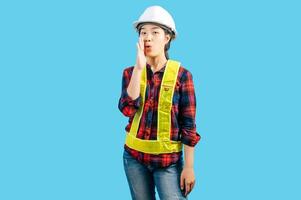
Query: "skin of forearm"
184 144 195 168
127 67 143 100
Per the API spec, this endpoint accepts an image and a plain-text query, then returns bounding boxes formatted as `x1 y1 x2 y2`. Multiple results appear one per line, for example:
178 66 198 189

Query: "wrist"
134 64 145 71
184 164 194 169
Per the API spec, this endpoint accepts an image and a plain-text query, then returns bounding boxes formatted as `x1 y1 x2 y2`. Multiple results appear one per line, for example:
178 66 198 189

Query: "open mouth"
144 44 152 49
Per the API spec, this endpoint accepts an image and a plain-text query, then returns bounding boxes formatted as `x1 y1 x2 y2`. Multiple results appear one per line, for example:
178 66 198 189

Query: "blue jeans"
123 150 187 200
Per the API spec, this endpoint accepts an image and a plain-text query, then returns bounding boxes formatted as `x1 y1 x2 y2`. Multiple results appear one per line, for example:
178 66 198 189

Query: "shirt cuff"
124 90 141 109
181 130 201 147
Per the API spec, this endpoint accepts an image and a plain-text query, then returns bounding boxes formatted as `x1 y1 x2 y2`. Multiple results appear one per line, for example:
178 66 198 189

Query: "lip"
144 44 152 48
145 46 152 52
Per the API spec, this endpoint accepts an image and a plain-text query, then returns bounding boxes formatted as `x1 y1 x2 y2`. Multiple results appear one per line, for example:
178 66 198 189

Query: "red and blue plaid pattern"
118 63 201 168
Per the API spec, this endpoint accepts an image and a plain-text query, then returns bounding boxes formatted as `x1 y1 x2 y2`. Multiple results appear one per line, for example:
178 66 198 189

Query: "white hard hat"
133 5 177 37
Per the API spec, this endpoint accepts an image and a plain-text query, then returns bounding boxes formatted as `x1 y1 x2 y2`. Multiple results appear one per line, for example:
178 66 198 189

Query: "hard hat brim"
133 20 177 36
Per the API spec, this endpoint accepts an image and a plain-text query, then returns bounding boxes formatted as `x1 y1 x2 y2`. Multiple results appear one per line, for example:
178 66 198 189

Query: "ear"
165 34 171 44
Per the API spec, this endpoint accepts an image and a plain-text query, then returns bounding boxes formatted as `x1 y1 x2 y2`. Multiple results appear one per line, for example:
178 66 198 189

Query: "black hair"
137 22 175 59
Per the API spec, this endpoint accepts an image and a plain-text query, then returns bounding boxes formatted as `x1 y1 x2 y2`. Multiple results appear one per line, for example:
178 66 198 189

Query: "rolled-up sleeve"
179 70 201 147
118 68 141 117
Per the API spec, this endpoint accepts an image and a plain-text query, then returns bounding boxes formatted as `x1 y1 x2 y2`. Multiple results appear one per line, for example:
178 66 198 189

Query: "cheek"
154 40 166 51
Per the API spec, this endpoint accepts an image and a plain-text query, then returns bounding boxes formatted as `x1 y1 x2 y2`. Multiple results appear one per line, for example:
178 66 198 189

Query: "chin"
146 52 159 58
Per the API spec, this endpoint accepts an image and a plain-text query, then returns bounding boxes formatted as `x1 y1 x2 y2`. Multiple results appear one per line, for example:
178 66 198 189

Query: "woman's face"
139 24 171 58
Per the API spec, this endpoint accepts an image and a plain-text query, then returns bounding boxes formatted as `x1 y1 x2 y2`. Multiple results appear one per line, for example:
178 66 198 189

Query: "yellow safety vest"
125 59 183 155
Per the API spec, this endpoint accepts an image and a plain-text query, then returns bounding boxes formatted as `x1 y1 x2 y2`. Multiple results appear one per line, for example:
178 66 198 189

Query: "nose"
143 33 152 42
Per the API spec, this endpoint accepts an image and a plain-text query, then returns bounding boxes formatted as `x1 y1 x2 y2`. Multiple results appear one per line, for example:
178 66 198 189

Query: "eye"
154 31 159 34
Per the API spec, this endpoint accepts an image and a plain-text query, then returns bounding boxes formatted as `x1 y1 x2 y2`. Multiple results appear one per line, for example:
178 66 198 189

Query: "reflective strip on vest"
125 59 182 154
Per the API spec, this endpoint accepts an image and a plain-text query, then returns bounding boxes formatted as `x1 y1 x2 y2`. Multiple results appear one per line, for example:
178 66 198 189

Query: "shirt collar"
146 62 167 73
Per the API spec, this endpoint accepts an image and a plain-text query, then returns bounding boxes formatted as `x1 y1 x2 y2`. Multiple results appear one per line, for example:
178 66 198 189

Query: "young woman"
118 5 201 200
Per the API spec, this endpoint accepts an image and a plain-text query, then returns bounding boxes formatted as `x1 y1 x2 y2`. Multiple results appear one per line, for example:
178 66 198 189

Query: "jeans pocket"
123 150 134 166
123 150 131 158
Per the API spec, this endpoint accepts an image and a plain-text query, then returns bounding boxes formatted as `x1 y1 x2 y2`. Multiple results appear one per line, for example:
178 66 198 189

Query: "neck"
146 54 168 72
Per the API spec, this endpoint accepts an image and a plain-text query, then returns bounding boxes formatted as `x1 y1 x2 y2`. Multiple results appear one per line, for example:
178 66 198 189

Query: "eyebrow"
140 27 161 30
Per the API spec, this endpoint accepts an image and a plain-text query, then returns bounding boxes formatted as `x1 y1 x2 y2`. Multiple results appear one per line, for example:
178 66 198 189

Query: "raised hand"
135 36 147 71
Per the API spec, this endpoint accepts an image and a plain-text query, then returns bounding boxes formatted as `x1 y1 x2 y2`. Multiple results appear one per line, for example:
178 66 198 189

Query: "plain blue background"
0 0 300 199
